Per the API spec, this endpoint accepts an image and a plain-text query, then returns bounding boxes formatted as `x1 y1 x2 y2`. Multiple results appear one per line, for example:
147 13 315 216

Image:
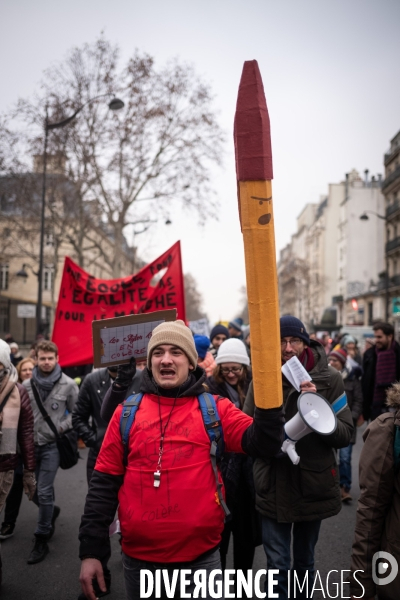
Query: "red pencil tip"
234 60 273 181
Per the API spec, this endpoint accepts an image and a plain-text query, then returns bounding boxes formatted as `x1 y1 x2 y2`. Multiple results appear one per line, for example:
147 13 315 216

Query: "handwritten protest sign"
188 318 210 337
92 310 176 368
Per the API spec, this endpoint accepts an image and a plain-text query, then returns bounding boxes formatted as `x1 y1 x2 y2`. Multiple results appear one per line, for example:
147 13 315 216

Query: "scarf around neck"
298 347 315 373
0 364 21 455
32 363 62 400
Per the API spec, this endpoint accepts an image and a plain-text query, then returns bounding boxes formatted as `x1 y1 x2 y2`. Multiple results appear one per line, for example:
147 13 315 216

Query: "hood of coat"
386 381 400 409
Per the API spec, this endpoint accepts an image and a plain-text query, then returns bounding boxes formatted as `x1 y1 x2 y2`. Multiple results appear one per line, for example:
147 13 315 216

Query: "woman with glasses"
206 338 258 576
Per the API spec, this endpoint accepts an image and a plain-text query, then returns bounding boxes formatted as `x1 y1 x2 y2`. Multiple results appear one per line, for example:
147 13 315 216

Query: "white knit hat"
215 338 250 366
0 339 11 369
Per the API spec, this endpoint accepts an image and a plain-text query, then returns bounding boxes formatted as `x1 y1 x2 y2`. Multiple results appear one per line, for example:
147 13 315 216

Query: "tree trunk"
112 222 124 278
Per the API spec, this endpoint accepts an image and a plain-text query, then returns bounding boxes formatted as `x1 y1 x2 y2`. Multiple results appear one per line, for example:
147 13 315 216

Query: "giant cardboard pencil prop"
234 60 283 409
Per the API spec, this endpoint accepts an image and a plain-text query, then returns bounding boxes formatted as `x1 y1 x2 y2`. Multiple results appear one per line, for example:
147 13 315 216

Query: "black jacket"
243 341 353 522
342 368 363 445
361 342 400 420
72 368 112 454
99 369 143 424
79 366 284 562
72 368 142 454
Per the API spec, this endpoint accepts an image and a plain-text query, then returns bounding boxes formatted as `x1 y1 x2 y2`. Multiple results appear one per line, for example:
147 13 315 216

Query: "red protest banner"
52 241 186 367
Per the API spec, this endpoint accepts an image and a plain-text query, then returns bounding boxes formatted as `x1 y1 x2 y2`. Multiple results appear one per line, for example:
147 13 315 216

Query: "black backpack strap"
31 380 60 439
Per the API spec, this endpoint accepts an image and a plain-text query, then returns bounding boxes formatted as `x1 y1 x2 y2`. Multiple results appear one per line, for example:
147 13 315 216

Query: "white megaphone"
281 392 337 465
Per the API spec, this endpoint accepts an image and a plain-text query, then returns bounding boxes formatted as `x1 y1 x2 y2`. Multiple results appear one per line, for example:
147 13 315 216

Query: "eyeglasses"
280 338 302 348
220 366 243 375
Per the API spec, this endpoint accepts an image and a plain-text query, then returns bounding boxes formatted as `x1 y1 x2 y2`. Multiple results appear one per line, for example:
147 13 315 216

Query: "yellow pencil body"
239 180 282 408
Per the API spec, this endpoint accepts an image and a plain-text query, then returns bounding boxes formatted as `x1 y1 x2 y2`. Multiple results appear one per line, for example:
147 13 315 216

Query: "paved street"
1 427 366 599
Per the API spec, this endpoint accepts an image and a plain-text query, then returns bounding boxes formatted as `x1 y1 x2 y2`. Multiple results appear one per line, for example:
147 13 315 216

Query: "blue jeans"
339 444 353 491
122 549 223 600
262 516 321 599
33 443 59 536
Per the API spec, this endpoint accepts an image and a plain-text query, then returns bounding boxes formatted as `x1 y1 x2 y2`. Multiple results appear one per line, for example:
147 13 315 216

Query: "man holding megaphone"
244 316 353 599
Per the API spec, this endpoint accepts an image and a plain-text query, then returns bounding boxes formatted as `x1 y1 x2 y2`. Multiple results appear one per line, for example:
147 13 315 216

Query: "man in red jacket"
78 321 284 600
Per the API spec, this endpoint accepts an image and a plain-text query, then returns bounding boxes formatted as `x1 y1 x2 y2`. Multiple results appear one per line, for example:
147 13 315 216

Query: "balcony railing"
384 145 400 167
386 236 400 253
386 200 400 218
390 274 400 288
382 165 400 191
376 274 400 290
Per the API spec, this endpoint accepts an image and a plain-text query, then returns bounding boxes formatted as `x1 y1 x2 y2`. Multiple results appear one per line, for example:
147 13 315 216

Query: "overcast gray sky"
1 0 399 323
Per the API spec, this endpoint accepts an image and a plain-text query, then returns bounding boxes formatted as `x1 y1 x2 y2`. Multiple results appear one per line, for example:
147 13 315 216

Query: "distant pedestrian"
9 343 23 367
320 333 332 355
228 318 244 340
363 337 374 353
28 343 38 362
328 349 363 503
209 324 229 359
341 335 362 366
0 357 36 542
194 335 216 377
17 358 35 382
23 340 79 564
362 322 400 421
0 340 36 586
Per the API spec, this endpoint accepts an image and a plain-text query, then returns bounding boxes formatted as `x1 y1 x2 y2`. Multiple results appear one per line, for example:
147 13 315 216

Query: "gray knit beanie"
147 320 198 369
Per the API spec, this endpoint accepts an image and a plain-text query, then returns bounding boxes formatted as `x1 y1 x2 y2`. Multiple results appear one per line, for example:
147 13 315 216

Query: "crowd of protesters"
0 319 399 599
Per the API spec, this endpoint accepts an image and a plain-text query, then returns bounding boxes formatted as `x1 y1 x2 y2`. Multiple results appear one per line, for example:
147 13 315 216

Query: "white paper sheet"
281 356 312 392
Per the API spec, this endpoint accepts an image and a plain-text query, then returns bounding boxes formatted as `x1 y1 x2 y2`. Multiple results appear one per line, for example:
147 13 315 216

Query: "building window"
0 298 9 333
43 266 54 291
0 264 9 290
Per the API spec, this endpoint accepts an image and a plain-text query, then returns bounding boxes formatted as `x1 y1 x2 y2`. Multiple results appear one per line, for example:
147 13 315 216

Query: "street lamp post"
35 94 124 336
360 210 389 322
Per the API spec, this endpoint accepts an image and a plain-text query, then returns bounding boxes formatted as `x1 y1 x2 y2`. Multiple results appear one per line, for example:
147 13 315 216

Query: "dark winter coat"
0 383 35 472
72 368 114 455
73 368 142 467
361 341 400 420
350 385 400 600
99 370 143 424
243 340 354 523
342 368 363 445
207 371 260 549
